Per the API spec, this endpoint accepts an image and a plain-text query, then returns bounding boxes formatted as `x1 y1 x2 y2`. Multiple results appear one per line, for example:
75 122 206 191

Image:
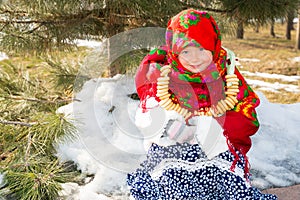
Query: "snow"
0 52 8 61
240 70 300 93
249 94 300 188
74 39 102 49
0 67 298 199
55 76 145 199
238 58 260 62
291 56 300 63
0 174 4 187
54 73 300 199
247 79 300 93
241 71 300 83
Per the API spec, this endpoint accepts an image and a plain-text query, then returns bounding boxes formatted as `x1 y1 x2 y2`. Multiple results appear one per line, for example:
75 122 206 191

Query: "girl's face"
178 46 213 73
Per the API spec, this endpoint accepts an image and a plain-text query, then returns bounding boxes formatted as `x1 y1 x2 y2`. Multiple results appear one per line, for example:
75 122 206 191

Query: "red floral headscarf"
135 9 228 113
166 9 222 61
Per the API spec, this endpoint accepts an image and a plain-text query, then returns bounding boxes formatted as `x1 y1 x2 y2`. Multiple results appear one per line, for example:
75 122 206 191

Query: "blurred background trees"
0 0 299 53
1 0 298 77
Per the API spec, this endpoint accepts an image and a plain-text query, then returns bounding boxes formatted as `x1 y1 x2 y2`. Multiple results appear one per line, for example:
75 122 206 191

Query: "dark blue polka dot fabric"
127 143 277 200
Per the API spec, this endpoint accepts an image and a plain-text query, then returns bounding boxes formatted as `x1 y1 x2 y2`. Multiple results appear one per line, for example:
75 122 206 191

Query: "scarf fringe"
226 138 251 183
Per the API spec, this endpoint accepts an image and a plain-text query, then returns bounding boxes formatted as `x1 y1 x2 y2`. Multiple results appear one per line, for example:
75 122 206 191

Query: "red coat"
135 46 260 156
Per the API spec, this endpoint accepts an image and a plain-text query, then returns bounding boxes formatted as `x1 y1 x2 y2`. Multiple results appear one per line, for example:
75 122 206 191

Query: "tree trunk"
255 22 259 33
236 21 244 39
108 38 120 77
270 19 276 37
286 9 295 40
296 11 300 50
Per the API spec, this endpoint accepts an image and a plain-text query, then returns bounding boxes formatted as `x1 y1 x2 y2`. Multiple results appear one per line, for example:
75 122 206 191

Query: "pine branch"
0 23 9 32
0 19 48 24
0 120 37 127
110 13 137 18
0 6 140 28
3 95 81 104
0 7 27 15
24 23 44 34
24 133 32 166
178 1 230 13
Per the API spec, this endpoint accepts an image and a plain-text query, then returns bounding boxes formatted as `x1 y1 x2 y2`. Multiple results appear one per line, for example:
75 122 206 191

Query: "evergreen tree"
286 8 295 40
0 54 85 199
218 0 299 39
0 0 298 51
0 0 195 53
270 18 276 38
296 6 300 49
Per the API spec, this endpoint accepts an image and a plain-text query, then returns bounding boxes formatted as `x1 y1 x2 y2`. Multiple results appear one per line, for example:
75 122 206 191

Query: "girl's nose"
189 52 201 63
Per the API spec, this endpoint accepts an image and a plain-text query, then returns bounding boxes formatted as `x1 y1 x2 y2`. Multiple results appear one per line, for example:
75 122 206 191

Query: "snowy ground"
0 52 8 61
0 174 4 187
54 40 300 199
53 72 300 199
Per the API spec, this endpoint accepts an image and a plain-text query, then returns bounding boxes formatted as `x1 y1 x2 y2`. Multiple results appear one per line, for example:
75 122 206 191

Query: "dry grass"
222 22 300 104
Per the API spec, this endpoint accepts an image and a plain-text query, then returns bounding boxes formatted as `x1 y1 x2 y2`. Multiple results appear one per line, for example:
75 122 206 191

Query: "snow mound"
56 76 300 199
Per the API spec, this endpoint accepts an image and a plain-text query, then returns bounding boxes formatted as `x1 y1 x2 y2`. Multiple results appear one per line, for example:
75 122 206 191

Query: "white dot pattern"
127 143 277 200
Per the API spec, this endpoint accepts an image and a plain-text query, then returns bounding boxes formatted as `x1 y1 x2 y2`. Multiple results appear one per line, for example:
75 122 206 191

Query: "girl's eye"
199 48 204 51
181 50 189 54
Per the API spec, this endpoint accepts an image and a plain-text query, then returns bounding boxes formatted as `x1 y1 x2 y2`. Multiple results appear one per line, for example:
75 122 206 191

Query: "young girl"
127 9 277 199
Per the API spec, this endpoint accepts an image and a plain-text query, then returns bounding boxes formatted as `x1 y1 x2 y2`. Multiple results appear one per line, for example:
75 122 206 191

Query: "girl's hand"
165 120 196 143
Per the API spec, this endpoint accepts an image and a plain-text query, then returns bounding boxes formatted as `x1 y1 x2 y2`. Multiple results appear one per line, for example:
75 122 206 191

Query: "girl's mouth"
190 64 201 69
